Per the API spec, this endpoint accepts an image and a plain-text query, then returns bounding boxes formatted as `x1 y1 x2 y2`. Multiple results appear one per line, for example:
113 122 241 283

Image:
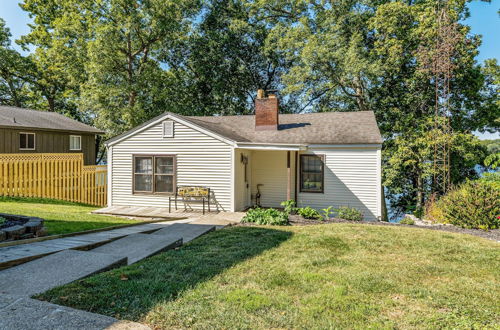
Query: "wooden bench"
169 186 211 215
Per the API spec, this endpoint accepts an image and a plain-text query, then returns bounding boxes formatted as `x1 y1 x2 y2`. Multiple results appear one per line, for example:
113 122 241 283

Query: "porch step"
151 223 216 243
91 233 182 265
0 250 126 296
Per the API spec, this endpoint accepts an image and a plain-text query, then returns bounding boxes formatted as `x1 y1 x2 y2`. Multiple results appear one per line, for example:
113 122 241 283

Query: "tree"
0 18 33 107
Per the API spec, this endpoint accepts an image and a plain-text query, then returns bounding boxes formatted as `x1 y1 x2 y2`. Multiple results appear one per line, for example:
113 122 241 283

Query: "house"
0 106 103 165
105 90 383 220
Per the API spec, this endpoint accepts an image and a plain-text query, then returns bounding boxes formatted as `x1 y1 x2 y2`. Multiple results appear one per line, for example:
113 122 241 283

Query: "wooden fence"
0 153 107 207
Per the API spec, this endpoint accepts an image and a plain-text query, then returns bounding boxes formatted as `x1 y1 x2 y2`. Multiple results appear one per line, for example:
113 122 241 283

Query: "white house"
105 90 383 220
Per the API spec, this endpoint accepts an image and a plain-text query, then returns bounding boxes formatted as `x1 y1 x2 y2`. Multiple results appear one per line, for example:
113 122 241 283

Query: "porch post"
287 151 291 201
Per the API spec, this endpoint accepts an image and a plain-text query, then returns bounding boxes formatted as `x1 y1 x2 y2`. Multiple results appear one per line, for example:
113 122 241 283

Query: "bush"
399 217 415 225
336 206 363 221
0 216 6 225
427 180 500 230
242 207 289 225
280 200 297 214
296 206 322 220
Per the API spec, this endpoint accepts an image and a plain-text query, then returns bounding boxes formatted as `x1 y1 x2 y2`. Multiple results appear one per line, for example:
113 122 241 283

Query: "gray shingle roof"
0 106 103 134
106 110 382 145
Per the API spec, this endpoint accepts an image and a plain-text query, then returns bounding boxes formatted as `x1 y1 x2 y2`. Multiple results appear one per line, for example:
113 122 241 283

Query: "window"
19 132 35 150
69 135 82 150
300 154 324 193
133 155 175 194
163 121 174 138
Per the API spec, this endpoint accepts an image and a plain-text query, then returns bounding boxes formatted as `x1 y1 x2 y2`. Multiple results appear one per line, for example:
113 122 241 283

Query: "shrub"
336 206 363 221
296 206 322 220
427 180 500 230
321 206 334 221
0 216 6 225
400 217 415 225
280 200 297 214
242 207 289 226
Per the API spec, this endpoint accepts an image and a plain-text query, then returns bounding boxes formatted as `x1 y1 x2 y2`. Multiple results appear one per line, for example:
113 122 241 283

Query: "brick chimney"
255 89 279 131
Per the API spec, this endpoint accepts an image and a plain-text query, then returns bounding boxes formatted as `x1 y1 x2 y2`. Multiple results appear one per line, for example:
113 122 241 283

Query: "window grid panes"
134 156 175 193
300 155 324 193
69 135 81 150
19 133 35 150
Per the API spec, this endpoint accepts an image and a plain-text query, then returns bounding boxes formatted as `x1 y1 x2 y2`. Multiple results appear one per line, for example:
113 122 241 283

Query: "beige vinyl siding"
110 120 233 211
250 150 296 208
297 147 380 221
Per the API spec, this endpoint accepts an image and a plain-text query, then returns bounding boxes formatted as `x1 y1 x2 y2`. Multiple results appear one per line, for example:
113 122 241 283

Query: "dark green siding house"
0 106 103 165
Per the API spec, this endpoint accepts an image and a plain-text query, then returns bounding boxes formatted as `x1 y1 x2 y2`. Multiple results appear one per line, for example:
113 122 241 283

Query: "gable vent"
163 121 174 137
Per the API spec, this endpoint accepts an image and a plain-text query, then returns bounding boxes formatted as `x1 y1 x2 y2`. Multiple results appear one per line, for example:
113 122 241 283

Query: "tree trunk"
416 171 424 217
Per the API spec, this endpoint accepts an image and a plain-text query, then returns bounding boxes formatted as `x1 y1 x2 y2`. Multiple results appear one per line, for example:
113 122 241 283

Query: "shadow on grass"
36 226 293 320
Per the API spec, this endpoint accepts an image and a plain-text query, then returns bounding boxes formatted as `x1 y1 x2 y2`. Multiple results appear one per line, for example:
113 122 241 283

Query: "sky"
0 0 498 139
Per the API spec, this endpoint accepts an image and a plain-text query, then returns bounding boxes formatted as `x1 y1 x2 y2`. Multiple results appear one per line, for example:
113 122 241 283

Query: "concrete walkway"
0 220 191 270
0 294 150 330
0 214 242 329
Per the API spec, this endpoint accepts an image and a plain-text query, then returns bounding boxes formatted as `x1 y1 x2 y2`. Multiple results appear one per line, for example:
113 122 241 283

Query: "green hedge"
428 180 500 230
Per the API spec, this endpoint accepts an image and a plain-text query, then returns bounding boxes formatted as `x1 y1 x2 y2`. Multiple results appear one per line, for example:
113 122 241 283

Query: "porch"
234 145 310 211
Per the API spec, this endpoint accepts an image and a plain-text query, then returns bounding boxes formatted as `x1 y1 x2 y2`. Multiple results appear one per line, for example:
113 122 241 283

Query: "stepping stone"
91 233 182 265
0 294 151 330
0 250 126 296
151 223 215 243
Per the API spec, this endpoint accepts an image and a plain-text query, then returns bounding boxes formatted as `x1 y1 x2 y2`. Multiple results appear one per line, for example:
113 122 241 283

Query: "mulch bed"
240 215 500 242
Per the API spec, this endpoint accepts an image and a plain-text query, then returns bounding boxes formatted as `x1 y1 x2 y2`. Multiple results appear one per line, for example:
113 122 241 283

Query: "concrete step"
151 223 215 243
0 250 126 296
91 233 182 265
0 294 150 330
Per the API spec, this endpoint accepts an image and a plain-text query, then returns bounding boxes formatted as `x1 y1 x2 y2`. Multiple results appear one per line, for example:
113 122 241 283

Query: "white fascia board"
307 143 382 149
106 113 236 147
236 143 307 151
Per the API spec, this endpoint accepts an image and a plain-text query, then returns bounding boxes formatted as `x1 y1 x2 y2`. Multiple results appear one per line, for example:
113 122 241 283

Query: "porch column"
287 151 291 201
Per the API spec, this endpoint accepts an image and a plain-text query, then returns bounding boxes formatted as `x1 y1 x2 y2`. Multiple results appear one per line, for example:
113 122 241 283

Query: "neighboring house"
0 106 103 165
105 90 383 220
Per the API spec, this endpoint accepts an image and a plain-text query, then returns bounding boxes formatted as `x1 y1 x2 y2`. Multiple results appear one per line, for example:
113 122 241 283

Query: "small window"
19 132 35 150
163 121 174 138
69 135 82 150
133 155 175 194
300 154 324 193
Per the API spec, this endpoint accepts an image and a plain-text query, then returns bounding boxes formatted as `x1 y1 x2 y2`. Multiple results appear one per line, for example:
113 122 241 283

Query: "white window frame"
69 135 82 151
19 132 36 150
163 121 174 138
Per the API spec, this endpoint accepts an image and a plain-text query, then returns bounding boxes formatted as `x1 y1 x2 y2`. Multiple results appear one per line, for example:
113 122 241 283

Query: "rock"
24 221 43 233
0 230 6 241
35 227 48 237
20 233 35 240
3 225 26 240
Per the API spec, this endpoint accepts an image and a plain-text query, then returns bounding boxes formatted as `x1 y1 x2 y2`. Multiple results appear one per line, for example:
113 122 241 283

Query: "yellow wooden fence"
0 153 107 207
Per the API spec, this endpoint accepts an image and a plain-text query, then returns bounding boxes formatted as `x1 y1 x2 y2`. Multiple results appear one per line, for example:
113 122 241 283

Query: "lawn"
0 197 139 235
37 223 499 329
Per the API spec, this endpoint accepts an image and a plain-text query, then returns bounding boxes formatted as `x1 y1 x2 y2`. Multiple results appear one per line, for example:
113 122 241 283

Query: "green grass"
37 224 499 329
0 197 139 235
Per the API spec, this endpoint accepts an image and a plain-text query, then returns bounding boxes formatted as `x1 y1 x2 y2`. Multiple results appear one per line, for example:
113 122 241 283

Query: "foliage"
280 200 297 214
427 180 500 230
399 217 415 225
479 172 500 190
0 216 6 225
484 153 500 170
242 207 289 225
296 206 322 220
321 206 334 221
38 224 500 328
336 206 364 221
1 0 498 215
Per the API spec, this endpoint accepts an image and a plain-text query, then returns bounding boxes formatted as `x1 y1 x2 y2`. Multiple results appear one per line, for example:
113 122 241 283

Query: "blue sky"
0 0 498 139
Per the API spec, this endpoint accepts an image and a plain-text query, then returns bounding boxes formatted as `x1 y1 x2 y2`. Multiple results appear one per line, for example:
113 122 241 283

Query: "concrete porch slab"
0 250 127 296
